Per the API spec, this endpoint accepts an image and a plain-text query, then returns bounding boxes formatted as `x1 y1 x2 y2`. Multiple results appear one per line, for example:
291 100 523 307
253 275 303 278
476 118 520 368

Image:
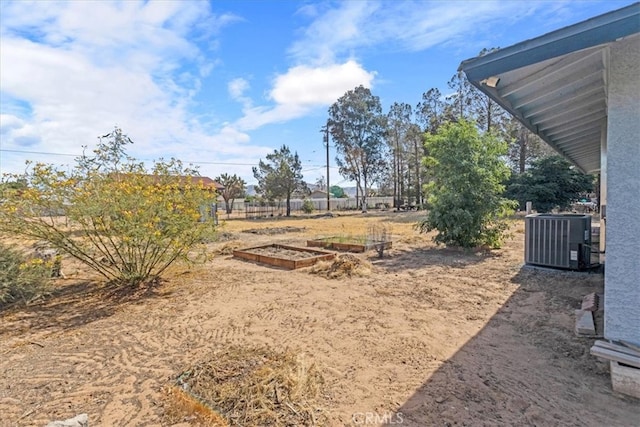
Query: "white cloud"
223 2 379 133
215 125 251 147
0 114 41 147
0 114 25 133
270 61 375 106
0 0 571 184
233 0 547 133
235 104 307 131
288 0 559 64
0 0 265 181
288 1 376 65
228 78 250 100
234 60 375 131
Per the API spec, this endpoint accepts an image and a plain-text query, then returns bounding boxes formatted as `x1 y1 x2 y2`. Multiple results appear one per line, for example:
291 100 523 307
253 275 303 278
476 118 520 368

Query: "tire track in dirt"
245 303 280 322
211 324 250 343
3 221 638 426
70 309 190 425
275 314 318 348
0 289 230 426
145 310 223 352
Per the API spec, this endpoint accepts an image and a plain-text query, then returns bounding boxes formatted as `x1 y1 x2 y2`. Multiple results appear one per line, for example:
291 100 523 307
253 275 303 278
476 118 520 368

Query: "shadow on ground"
384 266 639 426
371 245 495 272
0 278 168 338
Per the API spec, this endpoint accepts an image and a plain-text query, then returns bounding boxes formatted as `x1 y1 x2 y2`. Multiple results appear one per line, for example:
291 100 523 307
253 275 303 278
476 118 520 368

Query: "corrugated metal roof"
459 3 640 174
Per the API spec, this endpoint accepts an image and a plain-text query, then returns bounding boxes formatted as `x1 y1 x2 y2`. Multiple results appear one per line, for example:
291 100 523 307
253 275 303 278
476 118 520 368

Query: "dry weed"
173 345 327 426
311 254 372 279
162 385 229 426
212 241 245 256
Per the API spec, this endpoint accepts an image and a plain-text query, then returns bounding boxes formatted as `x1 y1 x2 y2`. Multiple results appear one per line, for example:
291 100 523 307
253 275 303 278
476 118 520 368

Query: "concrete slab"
575 309 596 335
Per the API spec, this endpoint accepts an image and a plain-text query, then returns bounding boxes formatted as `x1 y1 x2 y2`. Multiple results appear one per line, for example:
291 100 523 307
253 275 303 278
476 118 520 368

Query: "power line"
0 148 330 168
0 147 353 186
1 148 79 158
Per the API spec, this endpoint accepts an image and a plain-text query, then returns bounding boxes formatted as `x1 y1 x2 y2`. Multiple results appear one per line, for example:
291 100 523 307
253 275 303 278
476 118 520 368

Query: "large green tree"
505 155 594 212
417 120 516 248
386 102 413 208
416 88 445 134
252 145 308 217
328 85 388 212
407 123 426 207
468 48 508 135
444 71 475 122
215 173 246 214
504 117 556 174
329 185 346 198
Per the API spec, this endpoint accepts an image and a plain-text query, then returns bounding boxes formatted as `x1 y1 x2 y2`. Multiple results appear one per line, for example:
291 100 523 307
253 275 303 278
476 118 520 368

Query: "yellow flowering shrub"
0 128 217 287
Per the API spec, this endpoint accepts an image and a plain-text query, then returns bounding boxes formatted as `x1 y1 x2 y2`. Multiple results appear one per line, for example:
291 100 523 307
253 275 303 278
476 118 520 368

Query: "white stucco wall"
604 34 640 346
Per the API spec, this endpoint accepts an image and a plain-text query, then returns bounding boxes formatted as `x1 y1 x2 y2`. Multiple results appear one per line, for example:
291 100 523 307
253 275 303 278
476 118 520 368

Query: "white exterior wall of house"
604 35 640 346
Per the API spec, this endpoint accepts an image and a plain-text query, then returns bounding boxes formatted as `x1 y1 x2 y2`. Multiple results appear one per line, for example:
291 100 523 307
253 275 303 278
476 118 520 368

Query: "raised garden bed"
307 237 392 253
233 244 335 270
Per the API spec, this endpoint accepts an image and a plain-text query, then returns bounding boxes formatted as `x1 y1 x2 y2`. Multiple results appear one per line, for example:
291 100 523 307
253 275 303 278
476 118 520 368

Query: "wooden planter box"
307 238 392 253
233 244 335 270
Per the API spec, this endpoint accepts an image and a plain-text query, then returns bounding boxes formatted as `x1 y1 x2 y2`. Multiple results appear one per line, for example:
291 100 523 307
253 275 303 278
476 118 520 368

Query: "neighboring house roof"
459 2 640 174
309 190 336 199
189 176 225 191
115 174 225 191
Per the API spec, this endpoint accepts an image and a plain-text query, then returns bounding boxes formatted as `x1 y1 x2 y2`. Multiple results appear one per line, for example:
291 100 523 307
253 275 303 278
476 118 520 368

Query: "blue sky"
0 0 634 187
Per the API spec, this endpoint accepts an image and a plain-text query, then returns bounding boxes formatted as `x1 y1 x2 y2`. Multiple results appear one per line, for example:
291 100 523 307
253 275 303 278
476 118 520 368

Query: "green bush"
0 243 51 308
417 120 516 249
505 155 594 212
302 199 315 214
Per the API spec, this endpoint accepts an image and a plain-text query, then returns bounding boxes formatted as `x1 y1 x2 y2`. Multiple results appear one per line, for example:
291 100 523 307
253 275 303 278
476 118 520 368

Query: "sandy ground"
1 211 638 426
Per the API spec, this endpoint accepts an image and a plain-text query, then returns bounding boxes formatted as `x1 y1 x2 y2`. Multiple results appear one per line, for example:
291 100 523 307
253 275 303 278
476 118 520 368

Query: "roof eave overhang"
460 3 640 81
459 2 640 175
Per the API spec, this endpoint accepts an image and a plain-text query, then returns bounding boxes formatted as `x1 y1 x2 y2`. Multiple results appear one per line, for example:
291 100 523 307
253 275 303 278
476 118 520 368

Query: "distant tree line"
243 48 596 235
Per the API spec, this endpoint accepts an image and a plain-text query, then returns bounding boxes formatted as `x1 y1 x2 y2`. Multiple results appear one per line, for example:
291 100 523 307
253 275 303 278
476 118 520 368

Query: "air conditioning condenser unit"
524 214 593 270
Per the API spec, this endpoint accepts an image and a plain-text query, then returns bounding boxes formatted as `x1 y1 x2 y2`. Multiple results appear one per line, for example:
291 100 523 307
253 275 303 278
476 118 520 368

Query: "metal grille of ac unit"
525 214 591 270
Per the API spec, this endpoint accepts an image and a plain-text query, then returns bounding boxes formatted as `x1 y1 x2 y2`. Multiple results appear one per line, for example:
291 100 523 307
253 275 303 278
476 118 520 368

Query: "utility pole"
321 122 331 211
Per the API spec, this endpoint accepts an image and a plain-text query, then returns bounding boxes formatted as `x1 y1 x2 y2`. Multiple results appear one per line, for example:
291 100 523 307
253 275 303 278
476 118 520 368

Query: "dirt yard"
1 211 638 426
